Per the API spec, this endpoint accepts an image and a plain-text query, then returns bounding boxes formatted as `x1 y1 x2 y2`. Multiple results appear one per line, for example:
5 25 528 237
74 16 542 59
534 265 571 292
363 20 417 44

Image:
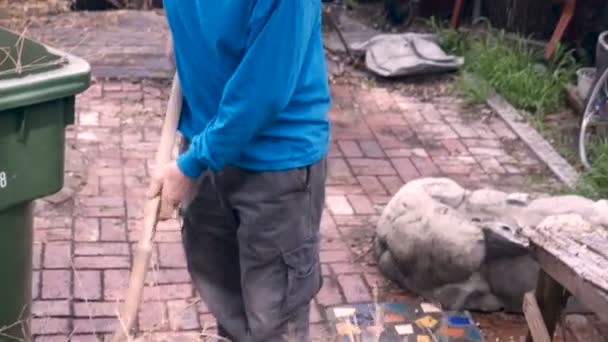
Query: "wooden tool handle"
111 73 183 342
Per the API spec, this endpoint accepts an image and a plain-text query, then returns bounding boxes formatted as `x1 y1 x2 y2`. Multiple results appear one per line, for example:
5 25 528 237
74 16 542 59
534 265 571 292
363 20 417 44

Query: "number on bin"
0 172 6 189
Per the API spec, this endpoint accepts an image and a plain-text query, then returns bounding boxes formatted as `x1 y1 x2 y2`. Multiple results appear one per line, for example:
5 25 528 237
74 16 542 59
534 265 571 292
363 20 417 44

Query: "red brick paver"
30 79 555 340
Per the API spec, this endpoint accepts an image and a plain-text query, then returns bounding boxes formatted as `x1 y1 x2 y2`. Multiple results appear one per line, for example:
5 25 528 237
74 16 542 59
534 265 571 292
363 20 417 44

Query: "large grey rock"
375 177 607 313
481 255 539 312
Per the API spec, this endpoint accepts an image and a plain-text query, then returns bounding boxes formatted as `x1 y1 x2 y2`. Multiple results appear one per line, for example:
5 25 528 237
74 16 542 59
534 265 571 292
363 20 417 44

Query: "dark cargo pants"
179 142 327 342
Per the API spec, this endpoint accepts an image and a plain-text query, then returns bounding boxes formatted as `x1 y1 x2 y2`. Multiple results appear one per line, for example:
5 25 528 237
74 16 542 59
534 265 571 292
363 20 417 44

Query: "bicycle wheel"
579 67 608 169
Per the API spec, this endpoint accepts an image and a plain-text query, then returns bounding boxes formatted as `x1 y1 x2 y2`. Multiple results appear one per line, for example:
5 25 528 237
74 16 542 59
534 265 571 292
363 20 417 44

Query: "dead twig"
198 321 231 342
354 241 374 262
0 305 29 342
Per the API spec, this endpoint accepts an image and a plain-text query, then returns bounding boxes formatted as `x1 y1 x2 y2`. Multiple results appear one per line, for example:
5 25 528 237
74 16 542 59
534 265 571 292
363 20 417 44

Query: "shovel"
111 72 183 342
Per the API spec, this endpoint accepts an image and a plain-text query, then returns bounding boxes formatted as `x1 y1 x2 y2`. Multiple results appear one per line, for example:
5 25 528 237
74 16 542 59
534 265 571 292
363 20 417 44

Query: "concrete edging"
486 95 579 188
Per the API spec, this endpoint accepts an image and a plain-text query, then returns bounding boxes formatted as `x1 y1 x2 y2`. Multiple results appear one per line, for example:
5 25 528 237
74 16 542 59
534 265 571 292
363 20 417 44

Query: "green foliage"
430 17 470 56
430 20 608 197
432 22 578 116
574 139 608 199
456 73 491 104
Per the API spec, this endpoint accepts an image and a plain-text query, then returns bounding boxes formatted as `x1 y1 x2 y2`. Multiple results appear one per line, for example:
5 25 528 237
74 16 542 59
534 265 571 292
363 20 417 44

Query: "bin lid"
0 27 91 112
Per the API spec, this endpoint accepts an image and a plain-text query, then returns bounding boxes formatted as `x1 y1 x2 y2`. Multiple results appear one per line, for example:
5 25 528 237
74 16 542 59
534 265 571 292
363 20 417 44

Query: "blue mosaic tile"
326 301 484 342
448 315 471 326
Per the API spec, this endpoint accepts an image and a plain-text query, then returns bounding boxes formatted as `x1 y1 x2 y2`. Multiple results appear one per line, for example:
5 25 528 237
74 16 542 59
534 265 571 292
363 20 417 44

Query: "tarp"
351 33 464 78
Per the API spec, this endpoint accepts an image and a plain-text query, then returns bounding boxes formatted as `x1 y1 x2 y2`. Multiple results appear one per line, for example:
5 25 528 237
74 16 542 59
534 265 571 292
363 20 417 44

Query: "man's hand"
147 161 194 220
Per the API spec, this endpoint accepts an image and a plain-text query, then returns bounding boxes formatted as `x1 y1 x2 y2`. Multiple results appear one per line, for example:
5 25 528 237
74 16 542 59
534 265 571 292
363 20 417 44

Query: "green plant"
430 17 470 56
574 139 608 199
430 19 578 117
431 20 604 196
456 72 491 104
548 42 578 75
469 33 571 115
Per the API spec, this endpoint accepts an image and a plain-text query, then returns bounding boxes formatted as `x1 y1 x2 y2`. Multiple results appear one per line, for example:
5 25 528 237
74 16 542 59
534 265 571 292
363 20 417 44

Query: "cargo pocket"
282 236 322 314
286 165 311 192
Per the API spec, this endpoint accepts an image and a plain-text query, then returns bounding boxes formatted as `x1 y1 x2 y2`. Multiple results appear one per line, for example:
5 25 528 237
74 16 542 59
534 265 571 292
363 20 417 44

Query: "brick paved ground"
30 78 559 341
1 10 172 79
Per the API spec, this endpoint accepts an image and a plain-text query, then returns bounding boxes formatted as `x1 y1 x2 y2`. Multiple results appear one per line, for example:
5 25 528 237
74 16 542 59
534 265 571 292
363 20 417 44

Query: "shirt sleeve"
177 0 320 178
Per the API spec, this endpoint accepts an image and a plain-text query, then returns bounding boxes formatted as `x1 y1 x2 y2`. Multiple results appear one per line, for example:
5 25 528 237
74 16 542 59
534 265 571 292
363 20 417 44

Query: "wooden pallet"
521 217 608 341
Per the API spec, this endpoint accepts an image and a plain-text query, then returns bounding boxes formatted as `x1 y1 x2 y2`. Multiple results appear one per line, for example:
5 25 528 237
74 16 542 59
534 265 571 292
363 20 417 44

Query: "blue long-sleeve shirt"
164 0 331 178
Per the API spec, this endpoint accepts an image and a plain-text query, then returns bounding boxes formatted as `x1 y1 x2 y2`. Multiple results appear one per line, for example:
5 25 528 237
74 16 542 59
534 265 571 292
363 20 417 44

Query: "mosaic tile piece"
466 327 484 341
420 302 442 313
385 312 406 323
336 321 361 335
334 307 356 318
394 324 414 335
415 315 438 329
443 327 465 337
326 301 484 342
385 302 408 314
448 315 471 326
417 335 431 342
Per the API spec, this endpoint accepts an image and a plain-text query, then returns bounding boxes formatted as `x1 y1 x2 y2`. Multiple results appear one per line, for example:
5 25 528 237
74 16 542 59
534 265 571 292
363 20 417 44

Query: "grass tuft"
574 139 608 199
432 20 578 117
429 19 608 197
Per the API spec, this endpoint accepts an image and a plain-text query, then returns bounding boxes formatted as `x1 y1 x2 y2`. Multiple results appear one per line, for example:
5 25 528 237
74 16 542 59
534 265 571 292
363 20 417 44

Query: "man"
151 1 331 341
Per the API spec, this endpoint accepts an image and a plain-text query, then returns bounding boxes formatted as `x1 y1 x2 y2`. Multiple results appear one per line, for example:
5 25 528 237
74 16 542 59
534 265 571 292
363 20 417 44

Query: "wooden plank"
526 223 608 291
525 270 569 342
533 245 608 323
544 0 576 60
570 233 608 260
523 291 552 342
542 233 608 289
521 216 608 325
450 0 464 28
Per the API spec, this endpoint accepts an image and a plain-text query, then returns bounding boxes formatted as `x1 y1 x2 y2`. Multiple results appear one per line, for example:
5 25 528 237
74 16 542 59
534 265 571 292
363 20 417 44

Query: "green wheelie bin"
0 27 90 340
